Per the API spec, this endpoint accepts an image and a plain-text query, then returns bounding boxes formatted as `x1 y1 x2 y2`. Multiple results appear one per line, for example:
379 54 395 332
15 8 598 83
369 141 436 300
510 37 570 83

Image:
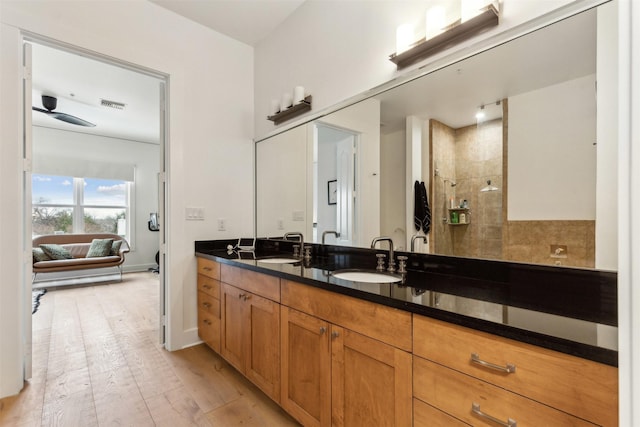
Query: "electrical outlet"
217 218 226 231
277 219 284 230
292 210 304 221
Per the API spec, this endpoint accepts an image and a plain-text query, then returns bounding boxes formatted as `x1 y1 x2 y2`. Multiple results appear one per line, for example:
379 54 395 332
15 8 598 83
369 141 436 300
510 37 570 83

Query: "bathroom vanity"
195 239 617 426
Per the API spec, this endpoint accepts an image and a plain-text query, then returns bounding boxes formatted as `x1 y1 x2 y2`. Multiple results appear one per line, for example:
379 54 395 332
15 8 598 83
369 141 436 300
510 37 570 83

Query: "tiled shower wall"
504 220 595 268
430 115 596 268
430 118 503 259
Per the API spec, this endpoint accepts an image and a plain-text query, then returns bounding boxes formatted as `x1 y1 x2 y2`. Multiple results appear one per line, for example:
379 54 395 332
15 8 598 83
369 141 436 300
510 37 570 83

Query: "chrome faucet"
322 230 340 244
284 232 304 258
411 234 428 252
371 236 395 272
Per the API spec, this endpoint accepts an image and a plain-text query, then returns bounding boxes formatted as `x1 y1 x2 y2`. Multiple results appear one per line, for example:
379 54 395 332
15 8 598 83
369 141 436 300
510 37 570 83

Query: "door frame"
21 32 171 376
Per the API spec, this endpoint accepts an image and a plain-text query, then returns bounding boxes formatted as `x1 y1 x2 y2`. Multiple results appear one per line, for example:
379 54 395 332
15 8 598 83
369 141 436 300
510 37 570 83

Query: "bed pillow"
110 240 123 256
86 238 114 258
40 243 73 260
32 247 51 262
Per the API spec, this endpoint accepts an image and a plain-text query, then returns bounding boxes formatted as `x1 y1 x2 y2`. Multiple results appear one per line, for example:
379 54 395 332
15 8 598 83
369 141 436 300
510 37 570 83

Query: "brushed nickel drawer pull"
471 353 516 373
202 302 212 308
472 403 517 427
203 267 212 271
203 319 212 326
238 293 245 299
243 294 251 301
203 284 212 290
319 327 327 335
331 331 340 339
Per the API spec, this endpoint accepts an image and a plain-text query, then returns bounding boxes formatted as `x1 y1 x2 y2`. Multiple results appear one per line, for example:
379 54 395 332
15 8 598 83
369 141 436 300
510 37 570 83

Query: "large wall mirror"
256 4 617 271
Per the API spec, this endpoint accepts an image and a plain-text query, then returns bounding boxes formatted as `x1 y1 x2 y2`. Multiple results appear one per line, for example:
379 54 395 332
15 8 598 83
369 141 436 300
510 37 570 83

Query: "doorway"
23 37 169 378
313 123 357 246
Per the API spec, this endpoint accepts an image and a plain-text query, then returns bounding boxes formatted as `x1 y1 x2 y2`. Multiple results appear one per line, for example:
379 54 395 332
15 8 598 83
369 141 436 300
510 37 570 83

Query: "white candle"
270 99 280 115
280 92 293 111
294 86 305 104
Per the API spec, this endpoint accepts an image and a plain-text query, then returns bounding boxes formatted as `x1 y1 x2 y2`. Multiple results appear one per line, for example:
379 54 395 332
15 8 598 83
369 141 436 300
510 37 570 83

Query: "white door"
336 136 355 246
158 81 167 345
22 41 33 379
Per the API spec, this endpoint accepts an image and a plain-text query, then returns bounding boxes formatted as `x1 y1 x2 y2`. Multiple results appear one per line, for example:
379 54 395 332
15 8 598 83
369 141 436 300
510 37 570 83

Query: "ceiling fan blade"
32 106 96 127
49 112 96 127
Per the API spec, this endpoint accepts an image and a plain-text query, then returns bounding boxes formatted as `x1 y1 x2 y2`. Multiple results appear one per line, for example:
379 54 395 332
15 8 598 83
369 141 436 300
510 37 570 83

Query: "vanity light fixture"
389 3 499 69
267 95 312 126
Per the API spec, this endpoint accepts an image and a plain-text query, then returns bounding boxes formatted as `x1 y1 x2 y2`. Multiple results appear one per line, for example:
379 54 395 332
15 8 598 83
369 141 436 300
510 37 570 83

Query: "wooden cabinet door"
245 291 281 403
281 307 331 427
220 283 245 372
331 327 412 427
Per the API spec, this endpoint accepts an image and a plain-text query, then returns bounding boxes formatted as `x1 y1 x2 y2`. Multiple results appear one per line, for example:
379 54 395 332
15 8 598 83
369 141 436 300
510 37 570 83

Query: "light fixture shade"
426 6 446 40
396 23 414 54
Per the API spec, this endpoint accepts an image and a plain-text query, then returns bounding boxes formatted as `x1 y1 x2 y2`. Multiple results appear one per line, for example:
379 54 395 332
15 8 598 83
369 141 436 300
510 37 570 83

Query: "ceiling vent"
100 99 126 110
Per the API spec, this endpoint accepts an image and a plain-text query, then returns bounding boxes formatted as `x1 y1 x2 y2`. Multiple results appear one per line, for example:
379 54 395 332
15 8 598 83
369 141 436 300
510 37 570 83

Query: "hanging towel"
414 180 424 232
419 181 431 235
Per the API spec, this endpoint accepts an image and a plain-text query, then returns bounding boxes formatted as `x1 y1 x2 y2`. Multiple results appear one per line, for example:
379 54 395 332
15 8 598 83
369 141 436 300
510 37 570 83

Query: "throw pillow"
40 244 73 260
32 247 51 262
86 238 114 258
110 240 123 256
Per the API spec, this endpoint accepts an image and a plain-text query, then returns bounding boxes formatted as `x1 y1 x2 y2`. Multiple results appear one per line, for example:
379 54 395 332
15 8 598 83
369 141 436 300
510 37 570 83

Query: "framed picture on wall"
328 180 337 205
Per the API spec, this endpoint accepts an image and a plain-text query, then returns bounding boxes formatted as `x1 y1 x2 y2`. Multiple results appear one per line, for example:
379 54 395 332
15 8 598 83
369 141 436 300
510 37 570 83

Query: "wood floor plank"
40 367 98 426
1 272 301 426
146 386 212 427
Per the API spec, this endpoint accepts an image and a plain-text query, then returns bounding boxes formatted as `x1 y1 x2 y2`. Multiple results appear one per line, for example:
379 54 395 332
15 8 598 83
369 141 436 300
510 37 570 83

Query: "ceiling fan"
32 95 96 127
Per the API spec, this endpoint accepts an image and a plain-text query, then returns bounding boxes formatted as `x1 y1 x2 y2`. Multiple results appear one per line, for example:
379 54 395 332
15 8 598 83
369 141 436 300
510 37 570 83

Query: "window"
32 174 131 241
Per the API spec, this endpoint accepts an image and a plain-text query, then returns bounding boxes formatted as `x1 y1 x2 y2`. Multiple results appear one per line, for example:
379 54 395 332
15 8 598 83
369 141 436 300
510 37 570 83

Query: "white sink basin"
332 269 402 284
257 257 300 264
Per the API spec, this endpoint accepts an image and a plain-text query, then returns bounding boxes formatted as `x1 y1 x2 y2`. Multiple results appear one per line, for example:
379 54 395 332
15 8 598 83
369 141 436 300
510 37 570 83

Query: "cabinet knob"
203 284 212 290
203 319 212 326
238 293 245 299
331 331 340 339
319 327 327 335
202 302 212 308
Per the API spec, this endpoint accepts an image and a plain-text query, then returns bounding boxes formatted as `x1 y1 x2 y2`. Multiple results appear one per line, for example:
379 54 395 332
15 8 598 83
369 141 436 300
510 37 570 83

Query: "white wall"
508 75 596 220
316 130 338 241
0 0 253 398
32 126 160 271
381 128 406 249
254 0 586 138
256 125 307 237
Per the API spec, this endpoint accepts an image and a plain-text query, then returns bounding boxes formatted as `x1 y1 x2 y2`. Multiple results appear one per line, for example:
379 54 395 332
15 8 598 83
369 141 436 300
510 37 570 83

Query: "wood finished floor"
0 272 300 426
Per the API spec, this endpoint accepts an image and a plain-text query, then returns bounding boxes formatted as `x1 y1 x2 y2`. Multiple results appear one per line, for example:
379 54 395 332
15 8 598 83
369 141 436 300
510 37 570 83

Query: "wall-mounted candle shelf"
389 4 499 69
267 95 312 125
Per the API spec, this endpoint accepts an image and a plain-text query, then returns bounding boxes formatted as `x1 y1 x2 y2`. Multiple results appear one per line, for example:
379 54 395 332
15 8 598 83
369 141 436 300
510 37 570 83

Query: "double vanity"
195 238 618 426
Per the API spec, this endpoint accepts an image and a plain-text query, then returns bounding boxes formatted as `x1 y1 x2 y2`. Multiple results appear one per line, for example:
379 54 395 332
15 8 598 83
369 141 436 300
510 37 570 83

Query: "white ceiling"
149 0 306 46
31 43 162 144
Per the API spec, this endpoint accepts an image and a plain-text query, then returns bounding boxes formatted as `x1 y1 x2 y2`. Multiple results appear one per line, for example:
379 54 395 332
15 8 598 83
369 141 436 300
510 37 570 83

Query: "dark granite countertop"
195 239 618 366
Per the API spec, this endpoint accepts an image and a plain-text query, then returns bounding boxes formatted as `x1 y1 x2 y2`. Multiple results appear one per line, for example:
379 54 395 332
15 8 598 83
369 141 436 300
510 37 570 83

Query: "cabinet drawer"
414 356 597 426
414 398 469 427
220 264 280 302
198 308 220 352
197 258 220 280
281 280 412 352
413 315 617 426
197 275 220 298
198 291 220 317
